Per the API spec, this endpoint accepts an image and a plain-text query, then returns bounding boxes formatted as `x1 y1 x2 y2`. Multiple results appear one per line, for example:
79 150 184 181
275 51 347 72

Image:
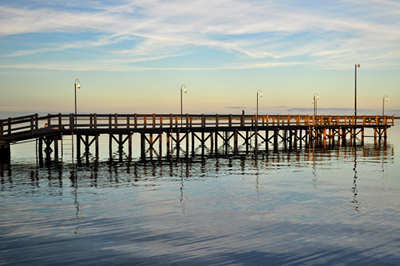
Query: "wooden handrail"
1 113 396 137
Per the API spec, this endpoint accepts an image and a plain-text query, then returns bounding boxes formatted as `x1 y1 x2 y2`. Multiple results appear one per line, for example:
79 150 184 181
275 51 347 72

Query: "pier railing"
0 113 395 137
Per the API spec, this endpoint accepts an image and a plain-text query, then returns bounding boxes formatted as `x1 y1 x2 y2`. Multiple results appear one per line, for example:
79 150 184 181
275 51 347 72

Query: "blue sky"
0 0 399 115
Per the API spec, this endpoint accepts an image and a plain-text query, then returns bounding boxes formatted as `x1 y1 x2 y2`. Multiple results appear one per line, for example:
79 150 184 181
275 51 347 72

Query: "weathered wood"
54 138 59 162
234 130 238 154
119 134 123 162
77 134 81 164
166 132 171 158
128 134 132 161
140 133 145 160
95 135 99 160
109 134 112 162
159 133 163 160
1 113 395 162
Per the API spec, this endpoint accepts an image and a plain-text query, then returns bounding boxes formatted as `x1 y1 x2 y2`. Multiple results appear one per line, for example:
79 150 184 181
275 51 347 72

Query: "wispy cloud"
0 0 399 71
0 60 303 72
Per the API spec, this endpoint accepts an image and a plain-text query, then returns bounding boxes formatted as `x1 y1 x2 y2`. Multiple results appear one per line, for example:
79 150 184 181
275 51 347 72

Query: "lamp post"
313 93 319 116
180 84 187 127
74 79 81 115
72 78 80 165
256 90 263 125
382 95 389 116
354 64 360 117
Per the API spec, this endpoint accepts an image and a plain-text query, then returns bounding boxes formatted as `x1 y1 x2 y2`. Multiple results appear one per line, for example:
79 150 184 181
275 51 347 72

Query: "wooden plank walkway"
0 113 395 163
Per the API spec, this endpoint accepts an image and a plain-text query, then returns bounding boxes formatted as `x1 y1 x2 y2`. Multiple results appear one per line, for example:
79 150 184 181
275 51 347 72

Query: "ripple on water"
1 144 400 265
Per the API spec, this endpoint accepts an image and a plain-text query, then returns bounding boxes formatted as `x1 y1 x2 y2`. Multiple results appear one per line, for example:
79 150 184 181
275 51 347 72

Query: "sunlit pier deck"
0 113 395 164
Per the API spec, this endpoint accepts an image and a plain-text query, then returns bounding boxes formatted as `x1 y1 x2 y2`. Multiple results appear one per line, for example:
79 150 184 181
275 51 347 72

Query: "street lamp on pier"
74 79 81 115
313 93 319 116
354 64 360 117
180 84 188 126
382 95 389 116
72 78 80 166
256 90 263 125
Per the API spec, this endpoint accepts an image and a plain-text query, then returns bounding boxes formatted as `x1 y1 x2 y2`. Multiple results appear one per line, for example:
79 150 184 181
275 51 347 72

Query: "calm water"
1 126 400 265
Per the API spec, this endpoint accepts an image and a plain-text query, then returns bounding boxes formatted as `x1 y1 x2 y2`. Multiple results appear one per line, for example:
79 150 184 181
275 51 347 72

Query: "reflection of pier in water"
0 144 394 188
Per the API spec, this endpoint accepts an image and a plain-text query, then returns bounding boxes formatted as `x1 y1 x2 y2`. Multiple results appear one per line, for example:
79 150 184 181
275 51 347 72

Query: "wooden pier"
0 113 395 164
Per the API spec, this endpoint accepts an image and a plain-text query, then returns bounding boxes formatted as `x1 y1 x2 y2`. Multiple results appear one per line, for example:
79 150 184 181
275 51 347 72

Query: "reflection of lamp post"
354 64 360 116
256 90 263 125
313 93 319 116
382 95 389 116
180 84 187 127
74 79 81 115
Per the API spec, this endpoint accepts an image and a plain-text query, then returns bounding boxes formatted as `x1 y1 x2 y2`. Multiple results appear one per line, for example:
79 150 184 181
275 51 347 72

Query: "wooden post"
304 129 308 147
84 135 89 164
149 133 153 160
134 113 137 128
95 135 99 161
342 127 347 146
128 132 132 162
234 129 238 154
283 129 287 151
176 118 180 158
160 133 163 160
166 132 171 158
201 115 205 157
58 113 62 129
254 116 258 154
245 129 249 153
109 115 112 162
288 130 293 151
8 118 11 135
54 138 59 162
94 114 97 129
140 133 145 160
35 113 39 130
47 114 51 128
215 115 219 155
185 115 189 158
224 131 228 155
0 143 10 162
77 134 81 164
39 137 43 166
119 134 123 162
273 129 278 152
299 129 302 148
191 132 195 156
384 126 388 146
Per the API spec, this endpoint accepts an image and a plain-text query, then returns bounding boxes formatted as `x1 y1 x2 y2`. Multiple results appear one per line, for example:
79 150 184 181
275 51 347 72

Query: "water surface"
1 127 399 265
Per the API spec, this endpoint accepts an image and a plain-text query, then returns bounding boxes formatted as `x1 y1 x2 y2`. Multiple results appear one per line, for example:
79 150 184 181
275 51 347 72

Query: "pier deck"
0 113 395 163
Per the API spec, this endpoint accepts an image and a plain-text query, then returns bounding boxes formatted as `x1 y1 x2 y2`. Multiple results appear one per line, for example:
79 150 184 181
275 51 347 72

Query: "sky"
0 0 399 115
